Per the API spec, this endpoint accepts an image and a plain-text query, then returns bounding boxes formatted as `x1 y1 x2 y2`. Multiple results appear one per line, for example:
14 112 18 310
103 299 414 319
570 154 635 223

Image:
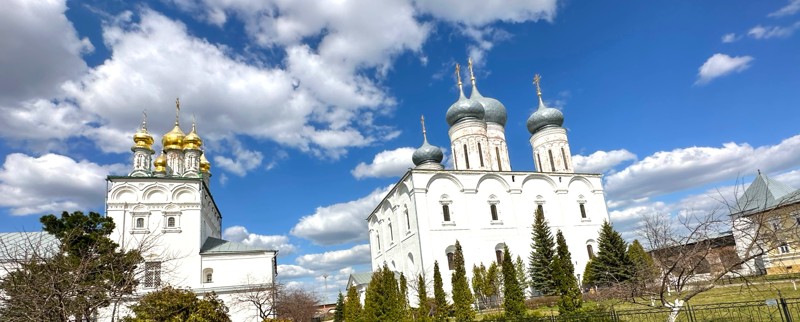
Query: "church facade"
103 103 277 321
366 63 609 302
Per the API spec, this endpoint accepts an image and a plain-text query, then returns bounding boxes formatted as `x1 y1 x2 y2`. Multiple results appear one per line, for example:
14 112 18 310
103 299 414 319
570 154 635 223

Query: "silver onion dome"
471 87 507 126
446 95 485 126
412 139 444 166
526 74 564 134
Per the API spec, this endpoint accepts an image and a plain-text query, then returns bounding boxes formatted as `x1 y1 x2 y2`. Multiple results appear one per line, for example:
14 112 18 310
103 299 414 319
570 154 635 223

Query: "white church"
365 62 609 302
102 102 277 321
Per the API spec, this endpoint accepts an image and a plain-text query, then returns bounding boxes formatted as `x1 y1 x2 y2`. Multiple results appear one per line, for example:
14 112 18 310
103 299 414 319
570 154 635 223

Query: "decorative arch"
475 173 511 192
568 176 596 191
425 173 465 192
172 187 198 202
111 187 138 203
142 185 169 203
521 173 558 190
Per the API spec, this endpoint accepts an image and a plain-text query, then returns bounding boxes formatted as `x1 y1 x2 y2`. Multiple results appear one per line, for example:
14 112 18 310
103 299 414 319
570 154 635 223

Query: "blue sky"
1 0 799 301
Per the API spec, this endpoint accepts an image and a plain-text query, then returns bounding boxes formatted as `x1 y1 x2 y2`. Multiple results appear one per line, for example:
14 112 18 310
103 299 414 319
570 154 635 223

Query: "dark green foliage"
581 259 595 288
416 273 431 321
587 221 633 286
451 240 475 321
552 230 582 313
501 246 526 318
433 261 448 322
344 285 362 322
363 264 404 321
334 292 345 322
399 273 412 320
514 255 529 297
123 286 230 321
529 207 556 296
627 239 658 295
0 211 142 322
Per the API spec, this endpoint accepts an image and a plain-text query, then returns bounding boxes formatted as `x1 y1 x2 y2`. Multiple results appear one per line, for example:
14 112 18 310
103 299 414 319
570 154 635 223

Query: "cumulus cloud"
212 137 264 176
413 0 557 27
721 33 739 43
0 0 91 104
0 153 125 216
278 264 317 278
769 0 800 17
351 147 415 179
572 149 636 174
291 186 392 245
604 135 800 204
748 22 800 39
295 244 371 270
695 53 754 85
223 225 297 255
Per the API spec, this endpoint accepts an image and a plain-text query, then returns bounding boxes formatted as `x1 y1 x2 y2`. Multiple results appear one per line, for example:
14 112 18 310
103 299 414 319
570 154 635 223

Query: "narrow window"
587 245 595 259
389 223 394 241
447 252 455 270
496 147 502 171
780 242 791 254
478 143 484 167
377 234 381 251
536 153 543 172
463 144 470 169
167 217 176 228
537 204 544 216
561 147 569 170
548 150 555 171
495 249 503 264
490 204 498 221
206 273 213 283
580 204 587 219
144 262 162 287
405 209 411 230
136 218 144 228
442 205 451 222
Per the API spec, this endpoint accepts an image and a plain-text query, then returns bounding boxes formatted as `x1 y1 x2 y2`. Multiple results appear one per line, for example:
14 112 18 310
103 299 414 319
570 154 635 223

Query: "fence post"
781 296 793 322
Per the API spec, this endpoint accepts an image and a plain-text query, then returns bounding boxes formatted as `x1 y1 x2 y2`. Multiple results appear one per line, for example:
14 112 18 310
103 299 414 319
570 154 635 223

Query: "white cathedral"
103 102 277 321
366 63 609 302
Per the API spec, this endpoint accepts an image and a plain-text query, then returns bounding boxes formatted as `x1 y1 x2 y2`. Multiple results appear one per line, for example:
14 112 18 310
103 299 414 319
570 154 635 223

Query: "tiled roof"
199 237 273 254
0 232 59 262
736 172 799 213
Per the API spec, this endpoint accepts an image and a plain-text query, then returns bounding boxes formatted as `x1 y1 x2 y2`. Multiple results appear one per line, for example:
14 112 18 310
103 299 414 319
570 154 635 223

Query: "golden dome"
132 113 154 150
200 152 211 174
162 123 185 150
182 122 203 150
154 152 167 173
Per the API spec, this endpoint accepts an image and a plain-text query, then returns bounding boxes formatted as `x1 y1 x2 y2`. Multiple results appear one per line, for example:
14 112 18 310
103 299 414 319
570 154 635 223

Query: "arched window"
463 144 470 169
167 217 176 227
561 147 569 170
442 205 451 222
537 204 544 216
447 252 455 270
579 203 587 219
136 218 144 228
405 208 411 230
548 150 555 171
376 234 381 251
203 268 214 283
587 244 595 258
536 153 543 172
495 243 506 264
496 147 502 171
388 223 394 242
490 204 498 221
478 143 484 167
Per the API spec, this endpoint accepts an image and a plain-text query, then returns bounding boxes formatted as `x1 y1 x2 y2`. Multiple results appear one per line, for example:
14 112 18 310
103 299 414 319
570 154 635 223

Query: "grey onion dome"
526 96 564 134
412 138 444 166
470 87 507 126
446 91 485 126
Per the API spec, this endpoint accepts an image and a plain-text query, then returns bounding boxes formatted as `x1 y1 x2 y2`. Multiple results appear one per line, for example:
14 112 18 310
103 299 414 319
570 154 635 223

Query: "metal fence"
482 297 800 322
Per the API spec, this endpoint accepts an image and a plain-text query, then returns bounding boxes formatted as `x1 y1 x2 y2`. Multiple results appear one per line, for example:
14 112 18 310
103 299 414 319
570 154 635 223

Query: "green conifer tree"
528 207 556 295
416 273 431 322
400 273 412 320
552 230 582 314
451 240 475 321
501 246 527 319
627 239 658 298
433 261 448 322
344 285 362 322
514 255 529 297
588 221 633 286
363 264 403 321
486 262 500 307
471 264 487 309
334 292 345 322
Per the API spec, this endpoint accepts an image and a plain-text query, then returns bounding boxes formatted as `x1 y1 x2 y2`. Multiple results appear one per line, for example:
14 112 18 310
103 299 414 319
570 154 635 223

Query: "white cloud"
0 153 125 216
0 0 91 104
351 147 415 179
572 149 636 174
212 137 264 176
605 134 800 204
278 264 317 278
769 0 800 17
291 185 392 245
748 22 800 39
695 53 754 85
223 225 297 255
721 33 739 43
295 244 371 270
413 0 557 27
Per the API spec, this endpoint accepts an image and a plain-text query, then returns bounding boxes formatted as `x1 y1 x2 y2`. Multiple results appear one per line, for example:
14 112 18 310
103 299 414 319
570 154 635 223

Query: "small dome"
446 95 485 126
154 152 167 173
200 153 211 174
412 139 444 166
182 123 202 150
471 87 507 126
162 124 185 150
132 129 154 150
526 98 564 134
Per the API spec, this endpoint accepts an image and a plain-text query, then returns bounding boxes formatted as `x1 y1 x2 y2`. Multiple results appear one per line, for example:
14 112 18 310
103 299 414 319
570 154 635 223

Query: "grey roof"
0 232 59 262
348 272 374 286
199 237 274 254
736 172 799 213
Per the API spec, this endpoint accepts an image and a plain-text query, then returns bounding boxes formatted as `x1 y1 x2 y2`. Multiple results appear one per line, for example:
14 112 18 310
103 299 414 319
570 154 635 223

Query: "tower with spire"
527 74 574 173
446 63 491 171
130 112 155 177
412 115 444 170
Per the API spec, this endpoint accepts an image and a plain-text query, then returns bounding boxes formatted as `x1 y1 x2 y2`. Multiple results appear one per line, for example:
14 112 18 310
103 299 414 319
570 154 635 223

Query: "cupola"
467 59 507 126
445 63 484 126
412 115 444 167
526 74 564 134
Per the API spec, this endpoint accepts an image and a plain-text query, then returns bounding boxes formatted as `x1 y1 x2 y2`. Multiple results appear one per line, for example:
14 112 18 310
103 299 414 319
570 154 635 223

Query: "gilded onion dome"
182 122 202 150
200 153 211 174
412 116 444 166
526 74 564 134
467 59 506 126
445 63 484 126
154 151 167 173
162 98 185 150
132 113 154 150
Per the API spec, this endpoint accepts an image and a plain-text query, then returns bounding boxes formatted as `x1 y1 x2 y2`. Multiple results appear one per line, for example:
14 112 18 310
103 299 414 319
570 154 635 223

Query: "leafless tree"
231 276 280 320
275 287 320 322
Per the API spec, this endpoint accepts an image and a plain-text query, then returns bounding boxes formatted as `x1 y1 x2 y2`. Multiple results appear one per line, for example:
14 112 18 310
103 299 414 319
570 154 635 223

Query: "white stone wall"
486 123 511 171
448 120 491 171
530 127 574 173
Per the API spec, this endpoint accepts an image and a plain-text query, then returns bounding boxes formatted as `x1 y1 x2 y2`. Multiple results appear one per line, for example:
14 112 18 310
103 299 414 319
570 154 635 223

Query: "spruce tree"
528 207 556 295
501 246 527 319
344 285 362 322
334 292 345 322
433 261 448 322
552 230 582 314
514 255 529 297
451 240 475 321
416 273 431 322
363 264 403 321
399 272 411 320
486 262 500 308
627 239 658 297
588 221 633 286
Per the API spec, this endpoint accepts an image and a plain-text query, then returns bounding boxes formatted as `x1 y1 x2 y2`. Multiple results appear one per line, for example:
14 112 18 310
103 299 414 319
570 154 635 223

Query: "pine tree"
552 230 582 314
416 273 431 322
451 240 475 321
588 221 633 286
529 207 556 295
501 246 527 319
627 239 658 297
514 255 529 297
363 264 404 321
334 292 345 322
433 261 448 322
344 285 362 322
